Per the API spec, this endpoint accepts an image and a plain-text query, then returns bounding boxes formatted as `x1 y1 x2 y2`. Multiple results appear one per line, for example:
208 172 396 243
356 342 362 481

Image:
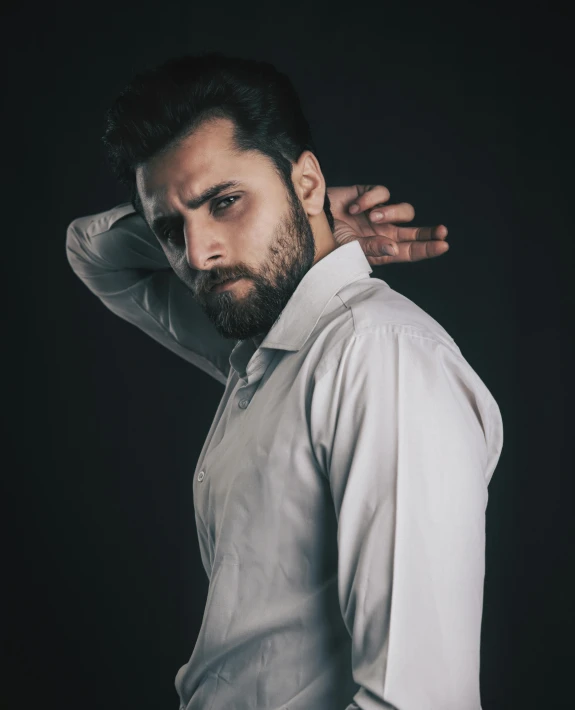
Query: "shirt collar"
229 239 373 375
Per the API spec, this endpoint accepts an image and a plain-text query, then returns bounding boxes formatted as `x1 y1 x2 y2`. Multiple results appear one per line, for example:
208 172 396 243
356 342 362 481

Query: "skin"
136 116 342 342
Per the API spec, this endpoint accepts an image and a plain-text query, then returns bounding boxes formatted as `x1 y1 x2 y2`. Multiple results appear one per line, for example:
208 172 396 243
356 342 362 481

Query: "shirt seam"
85 203 137 237
314 324 452 385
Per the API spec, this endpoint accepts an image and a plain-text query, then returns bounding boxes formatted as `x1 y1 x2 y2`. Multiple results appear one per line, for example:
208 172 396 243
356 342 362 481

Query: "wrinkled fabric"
66 203 504 710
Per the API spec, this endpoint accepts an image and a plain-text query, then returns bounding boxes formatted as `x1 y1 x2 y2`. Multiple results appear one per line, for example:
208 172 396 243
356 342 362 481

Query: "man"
66 52 503 710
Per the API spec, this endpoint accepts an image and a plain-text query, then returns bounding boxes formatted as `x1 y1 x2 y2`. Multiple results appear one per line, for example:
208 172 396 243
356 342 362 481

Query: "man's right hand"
327 184 449 265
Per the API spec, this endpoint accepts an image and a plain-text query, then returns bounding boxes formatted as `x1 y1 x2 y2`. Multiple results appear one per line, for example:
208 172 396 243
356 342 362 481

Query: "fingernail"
383 244 397 255
349 204 359 214
371 211 383 221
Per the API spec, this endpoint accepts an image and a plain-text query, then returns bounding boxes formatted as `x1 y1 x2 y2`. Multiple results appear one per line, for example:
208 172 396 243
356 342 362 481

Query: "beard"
192 187 317 342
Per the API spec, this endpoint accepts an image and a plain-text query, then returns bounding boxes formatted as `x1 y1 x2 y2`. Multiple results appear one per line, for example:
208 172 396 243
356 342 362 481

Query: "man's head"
102 52 338 341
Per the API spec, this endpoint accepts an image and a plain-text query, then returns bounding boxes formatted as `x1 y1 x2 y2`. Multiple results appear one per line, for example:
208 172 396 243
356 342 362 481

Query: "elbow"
65 218 86 276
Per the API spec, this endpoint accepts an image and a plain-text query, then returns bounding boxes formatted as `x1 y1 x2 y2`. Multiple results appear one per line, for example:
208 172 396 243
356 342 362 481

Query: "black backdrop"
3 1 573 708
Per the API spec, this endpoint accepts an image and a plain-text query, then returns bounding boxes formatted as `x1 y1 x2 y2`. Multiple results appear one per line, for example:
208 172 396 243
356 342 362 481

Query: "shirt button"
197 470 205 482
239 398 250 409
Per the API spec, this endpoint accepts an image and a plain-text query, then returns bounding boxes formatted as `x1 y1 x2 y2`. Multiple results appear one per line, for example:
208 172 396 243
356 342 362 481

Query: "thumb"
358 235 398 257
334 223 398 257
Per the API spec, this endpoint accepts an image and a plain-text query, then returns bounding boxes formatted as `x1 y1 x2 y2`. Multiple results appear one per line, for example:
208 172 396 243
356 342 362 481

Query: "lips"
210 277 238 291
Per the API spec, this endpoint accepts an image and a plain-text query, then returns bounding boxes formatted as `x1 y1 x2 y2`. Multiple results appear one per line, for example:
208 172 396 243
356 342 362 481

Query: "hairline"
133 118 299 228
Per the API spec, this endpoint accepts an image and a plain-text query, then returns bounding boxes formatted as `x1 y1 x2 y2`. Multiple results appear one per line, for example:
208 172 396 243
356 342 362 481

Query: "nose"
183 217 228 273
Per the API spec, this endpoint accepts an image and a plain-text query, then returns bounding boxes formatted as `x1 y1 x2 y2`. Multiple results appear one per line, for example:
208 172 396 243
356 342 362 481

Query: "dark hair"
101 51 334 232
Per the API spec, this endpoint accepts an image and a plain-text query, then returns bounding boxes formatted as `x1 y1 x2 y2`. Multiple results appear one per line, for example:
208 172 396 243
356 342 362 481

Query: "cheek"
234 203 280 254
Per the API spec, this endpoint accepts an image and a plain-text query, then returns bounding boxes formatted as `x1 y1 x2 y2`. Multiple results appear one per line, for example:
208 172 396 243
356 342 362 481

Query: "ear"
292 150 326 217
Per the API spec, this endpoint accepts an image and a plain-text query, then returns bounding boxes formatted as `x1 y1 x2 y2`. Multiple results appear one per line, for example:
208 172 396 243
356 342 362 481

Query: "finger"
358 236 399 258
364 253 396 266
349 185 391 214
398 239 450 261
365 236 449 264
395 224 449 241
369 202 415 224
365 241 449 266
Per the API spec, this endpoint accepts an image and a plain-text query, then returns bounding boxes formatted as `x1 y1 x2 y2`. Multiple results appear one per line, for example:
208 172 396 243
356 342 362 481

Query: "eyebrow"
150 180 243 233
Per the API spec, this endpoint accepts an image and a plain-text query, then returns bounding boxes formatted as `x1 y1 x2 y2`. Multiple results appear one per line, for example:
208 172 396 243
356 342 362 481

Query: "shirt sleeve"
313 327 503 710
65 203 236 385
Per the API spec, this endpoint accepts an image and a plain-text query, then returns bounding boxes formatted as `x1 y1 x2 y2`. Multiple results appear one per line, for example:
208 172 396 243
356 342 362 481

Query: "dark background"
3 0 573 708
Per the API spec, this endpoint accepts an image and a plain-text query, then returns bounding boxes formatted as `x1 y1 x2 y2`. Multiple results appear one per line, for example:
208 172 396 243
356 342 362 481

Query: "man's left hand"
327 184 449 265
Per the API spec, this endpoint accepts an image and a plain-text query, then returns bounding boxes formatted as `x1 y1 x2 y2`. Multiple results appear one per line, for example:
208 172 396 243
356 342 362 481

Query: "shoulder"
338 275 459 350
314 276 462 380
311 276 504 484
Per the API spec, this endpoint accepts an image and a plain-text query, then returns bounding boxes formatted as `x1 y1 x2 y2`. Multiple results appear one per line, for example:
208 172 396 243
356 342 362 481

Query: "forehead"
136 117 271 210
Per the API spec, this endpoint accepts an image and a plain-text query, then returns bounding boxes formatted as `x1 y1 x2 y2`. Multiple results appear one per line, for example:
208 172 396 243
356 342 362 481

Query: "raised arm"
65 202 235 385
65 186 449 385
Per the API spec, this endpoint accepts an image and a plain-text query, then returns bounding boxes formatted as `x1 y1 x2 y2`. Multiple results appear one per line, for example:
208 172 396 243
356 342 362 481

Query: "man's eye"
162 227 180 242
213 195 240 213
161 196 240 240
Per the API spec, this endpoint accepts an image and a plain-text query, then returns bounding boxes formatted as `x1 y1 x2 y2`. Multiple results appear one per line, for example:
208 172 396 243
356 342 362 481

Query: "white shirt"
66 203 504 710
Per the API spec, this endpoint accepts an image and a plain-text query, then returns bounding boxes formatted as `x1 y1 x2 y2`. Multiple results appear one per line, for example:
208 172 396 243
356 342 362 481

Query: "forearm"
65 202 169 277
65 202 233 383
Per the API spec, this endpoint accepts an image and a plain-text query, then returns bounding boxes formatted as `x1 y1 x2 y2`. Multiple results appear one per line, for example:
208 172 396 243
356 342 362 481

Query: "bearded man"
66 52 503 710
